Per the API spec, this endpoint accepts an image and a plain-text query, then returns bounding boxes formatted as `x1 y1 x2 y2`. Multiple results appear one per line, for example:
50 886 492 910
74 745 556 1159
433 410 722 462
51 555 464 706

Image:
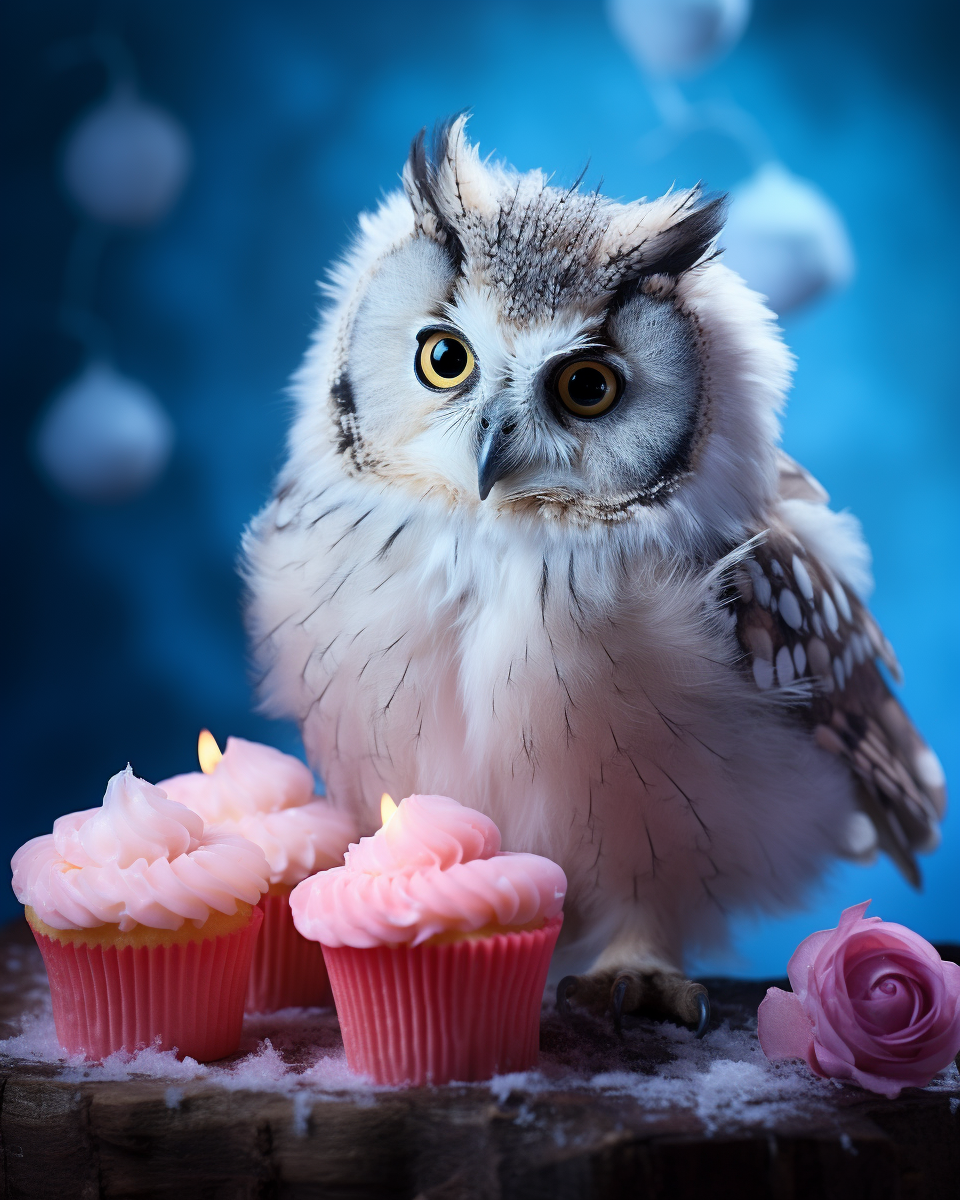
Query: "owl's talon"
695 991 711 1039
558 968 709 1035
612 976 629 1036
556 975 578 1018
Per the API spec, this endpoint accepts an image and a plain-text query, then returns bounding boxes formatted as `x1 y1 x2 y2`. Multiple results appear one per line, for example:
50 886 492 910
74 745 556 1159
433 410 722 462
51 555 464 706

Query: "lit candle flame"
197 729 223 775
380 792 398 827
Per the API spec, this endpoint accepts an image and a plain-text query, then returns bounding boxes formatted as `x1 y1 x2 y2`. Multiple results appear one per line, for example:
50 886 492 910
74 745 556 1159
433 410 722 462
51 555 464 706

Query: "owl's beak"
476 417 517 501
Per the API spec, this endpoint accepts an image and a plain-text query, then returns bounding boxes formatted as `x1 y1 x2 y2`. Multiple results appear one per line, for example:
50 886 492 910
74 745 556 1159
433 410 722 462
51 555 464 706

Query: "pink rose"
758 901 960 1098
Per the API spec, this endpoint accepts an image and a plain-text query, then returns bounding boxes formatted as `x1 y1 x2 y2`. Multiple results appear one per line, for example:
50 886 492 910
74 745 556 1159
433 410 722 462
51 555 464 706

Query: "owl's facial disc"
475 359 622 501
338 208 704 516
458 292 701 511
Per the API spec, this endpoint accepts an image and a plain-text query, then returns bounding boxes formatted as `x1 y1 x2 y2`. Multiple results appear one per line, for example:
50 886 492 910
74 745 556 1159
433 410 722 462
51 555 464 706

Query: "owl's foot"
556 969 710 1038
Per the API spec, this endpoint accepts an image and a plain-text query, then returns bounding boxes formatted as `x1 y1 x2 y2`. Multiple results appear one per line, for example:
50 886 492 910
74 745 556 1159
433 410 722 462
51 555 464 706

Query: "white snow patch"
299 1051 377 1093
0 1008 66 1063
924 1060 960 1093
1 987 956 1135
481 1023 838 1133
487 1071 536 1104
292 1091 312 1136
215 1039 290 1091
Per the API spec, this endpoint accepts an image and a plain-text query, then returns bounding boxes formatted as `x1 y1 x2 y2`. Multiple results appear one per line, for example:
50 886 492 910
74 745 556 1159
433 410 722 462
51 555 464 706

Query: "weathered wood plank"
1 921 957 1200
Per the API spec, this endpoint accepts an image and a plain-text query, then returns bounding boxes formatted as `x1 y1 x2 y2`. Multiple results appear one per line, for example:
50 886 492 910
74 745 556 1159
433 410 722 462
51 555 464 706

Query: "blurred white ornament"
62 89 191 226
721 164 855 315
35 361 174 502
607 0 751 76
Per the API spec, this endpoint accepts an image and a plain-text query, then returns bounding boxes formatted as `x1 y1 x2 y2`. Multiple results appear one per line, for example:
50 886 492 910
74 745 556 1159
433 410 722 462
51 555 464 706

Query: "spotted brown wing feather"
730 529 946 887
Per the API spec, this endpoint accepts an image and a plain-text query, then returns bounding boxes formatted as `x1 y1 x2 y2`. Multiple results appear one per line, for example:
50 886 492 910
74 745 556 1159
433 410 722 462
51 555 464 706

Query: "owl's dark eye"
416 331 475 390
554 360 620 417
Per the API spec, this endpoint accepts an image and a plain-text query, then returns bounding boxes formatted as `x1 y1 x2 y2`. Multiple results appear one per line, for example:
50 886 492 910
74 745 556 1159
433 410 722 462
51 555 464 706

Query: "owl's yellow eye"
415 331 475 390
555 360 620 417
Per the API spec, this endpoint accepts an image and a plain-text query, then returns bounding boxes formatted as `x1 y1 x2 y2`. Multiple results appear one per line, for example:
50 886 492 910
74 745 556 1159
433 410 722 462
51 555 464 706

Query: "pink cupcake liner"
246 891 332 1013
322 913 563 1085
31 906 262 1063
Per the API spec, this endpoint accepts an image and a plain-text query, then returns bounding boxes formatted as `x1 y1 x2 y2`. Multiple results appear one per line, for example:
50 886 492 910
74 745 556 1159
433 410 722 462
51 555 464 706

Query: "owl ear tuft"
403 114 475 267
643 194 728 279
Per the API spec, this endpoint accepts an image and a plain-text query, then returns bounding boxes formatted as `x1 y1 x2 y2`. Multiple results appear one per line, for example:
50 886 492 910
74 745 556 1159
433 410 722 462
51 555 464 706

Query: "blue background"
2 1 956 973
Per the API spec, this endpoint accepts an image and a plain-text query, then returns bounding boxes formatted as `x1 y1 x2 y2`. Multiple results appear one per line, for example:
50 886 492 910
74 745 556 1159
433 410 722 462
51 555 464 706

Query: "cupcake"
11 766 269 1062
291 793 566 1085
160 735 356 1012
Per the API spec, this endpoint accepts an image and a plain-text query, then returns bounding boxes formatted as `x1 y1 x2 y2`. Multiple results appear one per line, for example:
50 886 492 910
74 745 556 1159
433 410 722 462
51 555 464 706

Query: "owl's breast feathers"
728 505 945 886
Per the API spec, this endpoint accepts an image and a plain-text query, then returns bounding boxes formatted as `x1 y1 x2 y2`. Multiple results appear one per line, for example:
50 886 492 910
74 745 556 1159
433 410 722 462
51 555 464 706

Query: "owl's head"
291 118 792 555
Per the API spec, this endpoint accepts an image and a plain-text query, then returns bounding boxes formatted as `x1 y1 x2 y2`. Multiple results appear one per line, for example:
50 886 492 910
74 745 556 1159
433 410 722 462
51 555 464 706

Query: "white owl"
244 119 946 1034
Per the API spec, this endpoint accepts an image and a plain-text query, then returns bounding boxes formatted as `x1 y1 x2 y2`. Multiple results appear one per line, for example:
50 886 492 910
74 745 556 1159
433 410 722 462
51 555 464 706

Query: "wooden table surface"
1 919 957 1200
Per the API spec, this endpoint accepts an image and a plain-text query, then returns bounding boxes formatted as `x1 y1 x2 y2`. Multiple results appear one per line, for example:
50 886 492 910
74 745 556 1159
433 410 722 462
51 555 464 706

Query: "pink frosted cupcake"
11 766 269 1062
291 794 566 1085
160 734 356 1012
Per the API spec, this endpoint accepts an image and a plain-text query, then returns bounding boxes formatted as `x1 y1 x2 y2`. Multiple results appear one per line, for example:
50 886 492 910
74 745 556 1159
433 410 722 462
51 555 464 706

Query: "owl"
244 118 946 1034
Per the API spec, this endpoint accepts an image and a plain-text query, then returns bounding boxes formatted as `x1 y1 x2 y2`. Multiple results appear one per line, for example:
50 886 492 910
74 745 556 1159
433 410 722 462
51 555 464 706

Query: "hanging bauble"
607 0 751 76
62 88 191 226
35 361 174 502
720 164 855 315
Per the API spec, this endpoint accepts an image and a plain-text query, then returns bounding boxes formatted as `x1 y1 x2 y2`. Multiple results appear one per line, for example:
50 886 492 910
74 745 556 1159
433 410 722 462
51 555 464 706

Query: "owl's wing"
729 512 946 887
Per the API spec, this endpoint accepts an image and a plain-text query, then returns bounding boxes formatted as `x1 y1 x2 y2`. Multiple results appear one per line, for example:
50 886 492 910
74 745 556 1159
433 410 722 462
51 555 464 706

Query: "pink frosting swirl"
290 794 567 949
159 738 356 886
11 766 270 932
160 736 316 821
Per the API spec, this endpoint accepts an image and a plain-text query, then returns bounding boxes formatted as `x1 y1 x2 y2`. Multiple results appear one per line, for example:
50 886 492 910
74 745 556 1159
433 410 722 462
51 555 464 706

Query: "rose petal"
846 956 927 1034
836 899 876 932
807 960 866 1065
941 960 960 1012
779 903 960 1096
786 928 835 999
860 920 946 968
844 942 934 984
846 1064 906 1099
841 946 942 1050
804 901 881 990
854 1017 960 1079
758 988 816 1066
810 1038 854 1082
